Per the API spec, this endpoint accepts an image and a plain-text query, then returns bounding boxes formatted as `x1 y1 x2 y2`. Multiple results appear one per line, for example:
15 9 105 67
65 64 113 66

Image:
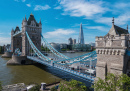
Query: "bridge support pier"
7 55 34 65
1 52 13 58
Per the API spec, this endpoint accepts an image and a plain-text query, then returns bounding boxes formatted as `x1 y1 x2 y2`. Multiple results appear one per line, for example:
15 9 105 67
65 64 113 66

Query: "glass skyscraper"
78 23 84 44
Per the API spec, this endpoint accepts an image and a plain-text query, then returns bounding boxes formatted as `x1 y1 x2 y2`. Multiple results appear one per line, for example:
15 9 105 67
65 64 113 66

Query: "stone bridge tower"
11 26 22 52
22 13 42 56
96 17 130 79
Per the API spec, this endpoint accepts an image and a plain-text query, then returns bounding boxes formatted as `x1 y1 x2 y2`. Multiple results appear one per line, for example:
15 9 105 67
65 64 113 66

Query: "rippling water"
0 52 93 86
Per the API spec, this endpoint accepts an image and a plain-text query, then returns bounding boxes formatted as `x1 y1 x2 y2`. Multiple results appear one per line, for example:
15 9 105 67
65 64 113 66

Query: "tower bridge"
2 15 130 86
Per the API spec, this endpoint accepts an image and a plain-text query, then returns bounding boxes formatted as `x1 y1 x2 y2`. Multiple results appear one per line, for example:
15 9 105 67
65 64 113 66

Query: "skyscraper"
68 38 73 45
72 39 76 44
78 23 84 44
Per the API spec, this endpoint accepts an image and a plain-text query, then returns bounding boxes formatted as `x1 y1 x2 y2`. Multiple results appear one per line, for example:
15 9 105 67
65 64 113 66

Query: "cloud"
0 33 4 35
114 2 130 9
95 13 130 26
0 37 11 46
44 28 76 38
54 6 61 9
26 4 31 7
34 5 51 11
43 28 77 43
86 26 109 32
14 0 25 2
22 0 26 2
58 0 108 19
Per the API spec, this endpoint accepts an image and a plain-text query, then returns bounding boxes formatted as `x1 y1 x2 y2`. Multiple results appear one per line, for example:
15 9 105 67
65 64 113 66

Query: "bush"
0 81 2 91
92 73 130 91
50 86 57 91
28 84 40 91
59 79 87 91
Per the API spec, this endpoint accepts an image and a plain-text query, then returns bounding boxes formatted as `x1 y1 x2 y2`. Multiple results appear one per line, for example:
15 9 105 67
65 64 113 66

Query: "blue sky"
0 0 130 45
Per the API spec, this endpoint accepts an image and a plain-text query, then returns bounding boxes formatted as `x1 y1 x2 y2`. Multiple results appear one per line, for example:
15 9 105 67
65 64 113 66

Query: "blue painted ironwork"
26 32 97 82
26 32 51 61
126 50 130 56
55 51 96 63
41 34 69 59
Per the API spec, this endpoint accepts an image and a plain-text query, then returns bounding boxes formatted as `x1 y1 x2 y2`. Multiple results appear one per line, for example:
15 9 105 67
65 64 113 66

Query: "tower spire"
39 18 41 24
30 12 33 16
112 17 114 25
25 15 27 21
127 24 128 31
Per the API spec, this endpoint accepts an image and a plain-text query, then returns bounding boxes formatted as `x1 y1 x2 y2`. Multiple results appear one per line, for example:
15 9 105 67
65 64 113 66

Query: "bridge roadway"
27 56 95 83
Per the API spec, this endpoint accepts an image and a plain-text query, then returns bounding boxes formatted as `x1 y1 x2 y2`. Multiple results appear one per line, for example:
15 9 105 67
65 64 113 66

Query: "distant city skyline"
0 0 130 46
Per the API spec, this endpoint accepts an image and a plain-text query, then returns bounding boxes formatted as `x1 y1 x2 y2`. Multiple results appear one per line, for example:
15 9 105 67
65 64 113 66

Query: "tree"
59 79 87 91
92 73 130 91
0 81 2 91
51 86 57 91
28 84 40 91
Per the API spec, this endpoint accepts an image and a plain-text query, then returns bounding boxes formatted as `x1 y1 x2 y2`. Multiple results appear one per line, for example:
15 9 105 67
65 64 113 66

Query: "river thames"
0 52 92 86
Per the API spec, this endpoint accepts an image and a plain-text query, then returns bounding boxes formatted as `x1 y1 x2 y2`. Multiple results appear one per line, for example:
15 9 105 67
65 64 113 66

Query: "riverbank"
2 81 61 91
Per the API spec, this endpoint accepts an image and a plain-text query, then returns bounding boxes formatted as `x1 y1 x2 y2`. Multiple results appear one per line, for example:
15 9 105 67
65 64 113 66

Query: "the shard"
78 23 84 44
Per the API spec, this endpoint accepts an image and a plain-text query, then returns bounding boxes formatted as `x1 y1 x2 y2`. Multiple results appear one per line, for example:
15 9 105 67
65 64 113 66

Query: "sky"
0 0 130 45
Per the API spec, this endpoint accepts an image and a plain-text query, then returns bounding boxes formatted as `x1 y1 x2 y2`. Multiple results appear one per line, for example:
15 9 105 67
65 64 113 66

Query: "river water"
0 52 93 86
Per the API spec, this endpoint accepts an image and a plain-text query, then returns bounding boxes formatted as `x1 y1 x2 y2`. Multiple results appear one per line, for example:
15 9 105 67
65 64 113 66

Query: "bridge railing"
54 51 96 63
55 52 97 65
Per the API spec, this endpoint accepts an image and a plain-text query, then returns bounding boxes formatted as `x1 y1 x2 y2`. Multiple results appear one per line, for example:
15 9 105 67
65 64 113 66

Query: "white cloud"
22 0 26 2
34 5 51 11
14 0 25 2
43 28 77 43
26 4 31 7
54 6 61 9
58 0 108 18
44 29 76 38
95 13 130 26
86 26 109 32
114 2 130 9
0 37 11 46
0 33 4 35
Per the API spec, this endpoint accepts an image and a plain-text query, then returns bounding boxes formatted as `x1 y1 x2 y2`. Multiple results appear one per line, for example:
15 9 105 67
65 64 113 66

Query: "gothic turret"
25 15 27 22
39 18 42 28
11 28 14 35
107 17 129 36
127 25 128 31
22 15 27 26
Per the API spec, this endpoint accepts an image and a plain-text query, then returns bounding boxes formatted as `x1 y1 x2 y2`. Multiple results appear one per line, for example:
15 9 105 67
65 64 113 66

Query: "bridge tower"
11 26 22 52
95 17 130 79
22 13 42 56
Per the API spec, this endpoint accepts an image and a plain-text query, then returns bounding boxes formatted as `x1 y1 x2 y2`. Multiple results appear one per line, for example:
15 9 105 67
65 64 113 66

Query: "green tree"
0 81 2 91
92 73 130 91
51 86 57 91
28 84 40 91
59 79 87 91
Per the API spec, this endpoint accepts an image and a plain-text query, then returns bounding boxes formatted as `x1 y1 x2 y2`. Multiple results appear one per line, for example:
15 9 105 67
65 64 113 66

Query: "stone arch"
21 60 26 65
